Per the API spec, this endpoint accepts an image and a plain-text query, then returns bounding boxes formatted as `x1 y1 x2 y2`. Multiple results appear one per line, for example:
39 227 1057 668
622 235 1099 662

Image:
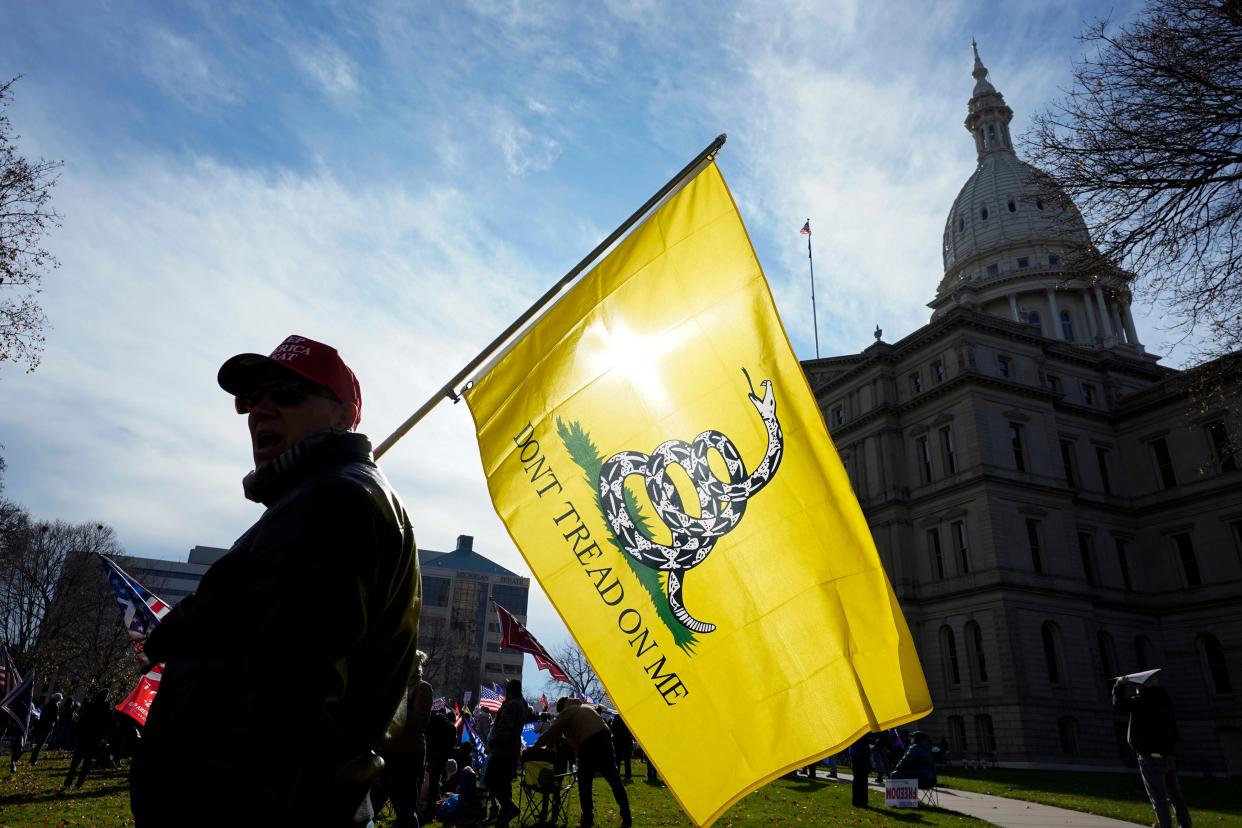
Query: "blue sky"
2 0 1155 691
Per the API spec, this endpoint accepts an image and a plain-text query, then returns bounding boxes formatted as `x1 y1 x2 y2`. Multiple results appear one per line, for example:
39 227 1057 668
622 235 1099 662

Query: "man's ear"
337 402 360 431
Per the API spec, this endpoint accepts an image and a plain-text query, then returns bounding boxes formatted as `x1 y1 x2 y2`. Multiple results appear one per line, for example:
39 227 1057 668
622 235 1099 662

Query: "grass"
937 767 1242 827
0 756 981 827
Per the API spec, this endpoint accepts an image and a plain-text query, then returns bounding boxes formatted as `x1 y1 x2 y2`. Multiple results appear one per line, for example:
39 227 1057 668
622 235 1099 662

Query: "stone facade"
802 47 1242 775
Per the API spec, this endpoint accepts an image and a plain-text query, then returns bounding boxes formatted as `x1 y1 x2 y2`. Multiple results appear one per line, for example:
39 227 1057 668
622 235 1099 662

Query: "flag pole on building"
800 218 819 359
373 134 729 460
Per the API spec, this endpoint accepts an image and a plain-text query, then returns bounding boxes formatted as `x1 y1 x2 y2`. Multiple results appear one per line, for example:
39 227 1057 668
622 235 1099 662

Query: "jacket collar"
242 429 374 506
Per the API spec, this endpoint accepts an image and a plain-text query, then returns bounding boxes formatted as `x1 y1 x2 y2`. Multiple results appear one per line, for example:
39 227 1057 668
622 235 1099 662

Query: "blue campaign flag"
521 722 538 747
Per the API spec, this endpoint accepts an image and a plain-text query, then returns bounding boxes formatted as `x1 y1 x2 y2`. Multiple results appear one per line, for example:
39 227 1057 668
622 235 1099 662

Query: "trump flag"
464 161 930 826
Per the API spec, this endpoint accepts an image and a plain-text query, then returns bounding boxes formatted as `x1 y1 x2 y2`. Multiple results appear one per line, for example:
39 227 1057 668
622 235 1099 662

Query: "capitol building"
804 47 1241 774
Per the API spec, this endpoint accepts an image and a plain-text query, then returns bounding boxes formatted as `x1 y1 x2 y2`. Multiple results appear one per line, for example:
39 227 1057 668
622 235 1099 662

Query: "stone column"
1110 302 1126 345
1093 285 1114 340
1045 289 1064 340
1008 294 1020 322
1082 290 1100 341
1121 297 1141 347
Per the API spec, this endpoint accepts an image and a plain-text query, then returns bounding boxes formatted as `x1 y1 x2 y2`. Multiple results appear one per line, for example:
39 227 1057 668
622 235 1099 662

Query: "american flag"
431 696 446 712
477 684 505 713
0 643 20 698
800 219 812 236
97 554 172 726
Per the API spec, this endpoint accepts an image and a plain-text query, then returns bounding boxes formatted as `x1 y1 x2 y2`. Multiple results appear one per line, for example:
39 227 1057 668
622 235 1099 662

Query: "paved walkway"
818 773 1145 827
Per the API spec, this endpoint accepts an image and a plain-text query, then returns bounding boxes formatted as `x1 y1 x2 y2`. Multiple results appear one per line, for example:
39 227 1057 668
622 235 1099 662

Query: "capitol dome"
928 44 1143 353
936 44 1090 299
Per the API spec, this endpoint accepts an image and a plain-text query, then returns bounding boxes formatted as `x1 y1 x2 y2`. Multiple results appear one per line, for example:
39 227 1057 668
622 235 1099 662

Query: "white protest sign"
885 778 919 808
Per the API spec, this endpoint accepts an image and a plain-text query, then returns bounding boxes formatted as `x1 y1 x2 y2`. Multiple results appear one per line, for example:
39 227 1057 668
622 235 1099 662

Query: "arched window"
1026 310 1042 332
975 714 997 753
1199 634 1234 695
1060 310 1074 342
958 217 964 233
1042 622 1062 684
981 206 989 220
1098 630 1118 690
941 625 961 686
1135 636 1154 671
1036 198 1045 210
967 621 988 684
1008 198 1016 212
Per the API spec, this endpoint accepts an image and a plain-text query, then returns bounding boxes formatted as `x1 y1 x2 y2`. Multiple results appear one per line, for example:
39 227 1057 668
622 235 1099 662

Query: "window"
967 621 988 683
1060 310 1074 341
986 263 999 277
1172 532 1202 587
928 529 945 580
981 206 989 220
1017 256 1029 268
1049 254 1061 266
1098 631 1118 689
916 436 932 483
941 426 957 474
1207 421 1237 472
1009 422 1027 471
1096 446 1113 494
486 642 501 652
953 520 971 574
1199 634 1234 695
1045 374 1062 393
958 217 964 232
1026 518 1044 573
1008 199 1016 212
941 625 961 685
1060 439 1078 488
1135 636 1154 671
1150 438 1177 489
1036 197 1045 210
492 584 529 615
910 372 923 394
1081 383 1096 405
1058 717 1079 754
975 715 997 753
948 716 968 754
933 360 945 383
424 576 451 607
1026 310 1042 331
997 356 1011 377
833 405 845 426
1042 623 1062 684
1078 532 1097 587
1116 539 1133 591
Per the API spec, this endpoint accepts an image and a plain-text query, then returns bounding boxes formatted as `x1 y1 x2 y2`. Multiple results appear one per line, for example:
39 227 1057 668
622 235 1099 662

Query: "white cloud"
294 40 361 98
139 26 239 108
495 117 562 177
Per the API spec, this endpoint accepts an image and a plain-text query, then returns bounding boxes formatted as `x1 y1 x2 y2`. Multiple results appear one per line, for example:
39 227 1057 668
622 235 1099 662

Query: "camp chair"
919 782 941 808
516 748 575 827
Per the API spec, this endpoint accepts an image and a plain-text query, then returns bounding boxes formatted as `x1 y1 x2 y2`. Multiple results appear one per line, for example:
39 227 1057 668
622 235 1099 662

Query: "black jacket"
1113 682 1179 756
133 431 420 826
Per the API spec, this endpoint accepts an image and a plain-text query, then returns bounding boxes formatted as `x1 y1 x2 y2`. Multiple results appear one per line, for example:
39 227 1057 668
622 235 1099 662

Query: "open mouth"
255 433 282 450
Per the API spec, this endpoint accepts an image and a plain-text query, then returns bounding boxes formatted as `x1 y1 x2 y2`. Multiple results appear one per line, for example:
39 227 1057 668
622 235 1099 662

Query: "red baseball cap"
217 334 362 429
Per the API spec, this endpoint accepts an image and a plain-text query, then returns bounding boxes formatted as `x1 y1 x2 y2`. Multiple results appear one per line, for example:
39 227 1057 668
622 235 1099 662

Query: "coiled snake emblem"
598 370 784 634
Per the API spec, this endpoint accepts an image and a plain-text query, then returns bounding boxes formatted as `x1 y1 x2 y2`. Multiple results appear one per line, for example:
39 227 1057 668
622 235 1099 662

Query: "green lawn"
1 756 981 827
938 767 1242 827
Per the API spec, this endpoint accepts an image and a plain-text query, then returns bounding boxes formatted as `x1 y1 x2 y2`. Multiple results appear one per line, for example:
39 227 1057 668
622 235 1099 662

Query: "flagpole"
806 218 820 359
374 133 729 459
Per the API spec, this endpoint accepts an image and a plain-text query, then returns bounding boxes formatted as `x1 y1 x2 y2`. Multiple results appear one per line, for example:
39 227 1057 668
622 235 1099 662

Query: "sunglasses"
234 380 339 414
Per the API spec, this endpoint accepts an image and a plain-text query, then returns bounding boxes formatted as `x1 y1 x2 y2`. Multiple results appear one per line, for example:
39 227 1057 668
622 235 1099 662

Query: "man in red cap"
131 335 420 826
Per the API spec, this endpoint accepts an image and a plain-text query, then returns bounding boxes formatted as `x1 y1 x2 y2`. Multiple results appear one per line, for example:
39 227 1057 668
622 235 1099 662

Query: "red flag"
116 664 163 726
799 219 811 236
491 600 571 684
539 693 549 712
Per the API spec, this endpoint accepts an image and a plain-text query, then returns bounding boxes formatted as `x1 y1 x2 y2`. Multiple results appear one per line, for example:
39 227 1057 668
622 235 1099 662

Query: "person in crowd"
890 731 937 790
848 735 871 808
473 704 494 744
424 708 458 820
28 692 63 765
1114 672 1193 828
373 651 434 828
484 679 528 828
871 729 893 783
131 335 420 827
62 688 112 790
937 736 950 765
610 714 633 779
531 697 632 828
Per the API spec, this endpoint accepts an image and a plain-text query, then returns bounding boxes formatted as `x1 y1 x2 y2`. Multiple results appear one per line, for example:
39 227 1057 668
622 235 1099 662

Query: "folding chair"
516 748 576 827
919 783 941 808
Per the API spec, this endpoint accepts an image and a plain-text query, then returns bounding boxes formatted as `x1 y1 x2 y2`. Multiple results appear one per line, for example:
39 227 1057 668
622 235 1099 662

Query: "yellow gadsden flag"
465 162 930 826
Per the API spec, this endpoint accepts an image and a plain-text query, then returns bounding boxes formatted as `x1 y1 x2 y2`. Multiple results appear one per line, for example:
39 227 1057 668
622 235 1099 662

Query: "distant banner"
116 664 163 726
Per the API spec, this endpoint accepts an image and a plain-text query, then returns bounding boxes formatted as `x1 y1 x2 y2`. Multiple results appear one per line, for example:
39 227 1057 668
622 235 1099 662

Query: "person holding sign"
1113 670 1192 828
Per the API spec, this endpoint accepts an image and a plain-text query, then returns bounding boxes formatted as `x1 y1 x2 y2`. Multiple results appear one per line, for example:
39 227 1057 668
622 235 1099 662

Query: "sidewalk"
814 772 1144 827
